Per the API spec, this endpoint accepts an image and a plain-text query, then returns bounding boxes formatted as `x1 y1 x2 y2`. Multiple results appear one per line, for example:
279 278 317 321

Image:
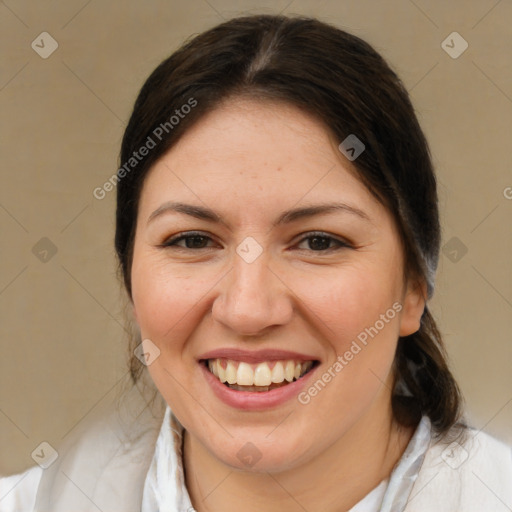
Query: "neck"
183 388 414 512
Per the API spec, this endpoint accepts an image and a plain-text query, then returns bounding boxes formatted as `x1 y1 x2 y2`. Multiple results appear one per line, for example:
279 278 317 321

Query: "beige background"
1 0 511 475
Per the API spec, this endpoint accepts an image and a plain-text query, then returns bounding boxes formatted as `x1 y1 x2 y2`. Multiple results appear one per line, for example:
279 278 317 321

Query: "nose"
211 251 294 336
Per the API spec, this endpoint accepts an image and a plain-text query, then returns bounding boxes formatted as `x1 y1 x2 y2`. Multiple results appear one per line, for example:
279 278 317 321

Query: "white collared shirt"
1 401 511 512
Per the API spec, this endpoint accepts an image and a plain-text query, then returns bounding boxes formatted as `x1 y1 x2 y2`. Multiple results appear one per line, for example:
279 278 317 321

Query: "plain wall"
1 0 511 474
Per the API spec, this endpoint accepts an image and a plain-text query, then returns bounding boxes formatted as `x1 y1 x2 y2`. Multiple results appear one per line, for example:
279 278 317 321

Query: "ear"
399 276 427 337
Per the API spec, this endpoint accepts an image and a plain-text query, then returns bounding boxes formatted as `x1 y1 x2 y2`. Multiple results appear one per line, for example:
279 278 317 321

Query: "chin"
205 429 312 474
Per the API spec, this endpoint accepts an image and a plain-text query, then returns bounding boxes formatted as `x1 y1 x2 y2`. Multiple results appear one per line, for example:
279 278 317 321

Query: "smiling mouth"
202 358 319 392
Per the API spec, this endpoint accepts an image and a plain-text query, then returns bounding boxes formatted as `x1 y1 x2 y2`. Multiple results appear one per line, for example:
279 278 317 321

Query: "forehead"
137 98 384 223
168 97 339 170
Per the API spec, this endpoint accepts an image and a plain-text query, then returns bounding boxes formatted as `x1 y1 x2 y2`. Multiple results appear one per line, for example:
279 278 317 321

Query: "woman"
1 14 511 512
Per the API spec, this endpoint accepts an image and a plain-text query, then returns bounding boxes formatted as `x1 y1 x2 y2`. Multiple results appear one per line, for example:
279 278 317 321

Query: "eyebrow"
147 201 371 227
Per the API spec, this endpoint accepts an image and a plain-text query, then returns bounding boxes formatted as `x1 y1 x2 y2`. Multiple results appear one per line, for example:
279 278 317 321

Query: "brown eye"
296 232 351 252
162 232 216 249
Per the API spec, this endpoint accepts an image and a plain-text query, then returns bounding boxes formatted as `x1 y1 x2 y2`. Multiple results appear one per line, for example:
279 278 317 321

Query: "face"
131 98 425 472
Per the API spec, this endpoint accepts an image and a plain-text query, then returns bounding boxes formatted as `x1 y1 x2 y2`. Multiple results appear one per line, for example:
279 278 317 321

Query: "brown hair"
115 14 465 436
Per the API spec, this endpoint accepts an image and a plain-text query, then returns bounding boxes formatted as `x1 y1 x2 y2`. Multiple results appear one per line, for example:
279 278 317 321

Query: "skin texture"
131 98 427 512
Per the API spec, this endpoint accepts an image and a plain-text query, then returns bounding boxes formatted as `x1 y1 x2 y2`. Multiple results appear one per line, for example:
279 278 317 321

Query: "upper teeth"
207 359 314 386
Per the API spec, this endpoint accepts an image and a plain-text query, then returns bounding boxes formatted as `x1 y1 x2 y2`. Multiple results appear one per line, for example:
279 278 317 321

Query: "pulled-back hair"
115 14 465 437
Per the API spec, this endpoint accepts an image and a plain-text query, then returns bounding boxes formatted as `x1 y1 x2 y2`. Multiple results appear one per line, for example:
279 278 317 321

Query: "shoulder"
406 424 512 512
38 375 165 511
28 373 165 512
428 426 512 475
0 466 43 512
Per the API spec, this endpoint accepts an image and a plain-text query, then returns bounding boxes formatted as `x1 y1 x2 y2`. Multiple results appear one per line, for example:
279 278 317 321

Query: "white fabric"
34 373 166 512
1 377 511 511
349 478 388 512
404 427 512 511
141 406 190 511
0 466 42 512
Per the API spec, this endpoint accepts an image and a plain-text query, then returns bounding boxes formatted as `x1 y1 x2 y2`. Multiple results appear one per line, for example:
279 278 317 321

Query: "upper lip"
198 348 319 364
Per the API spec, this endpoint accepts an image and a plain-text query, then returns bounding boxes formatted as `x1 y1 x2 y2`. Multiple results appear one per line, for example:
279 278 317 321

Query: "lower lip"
199 361 319 410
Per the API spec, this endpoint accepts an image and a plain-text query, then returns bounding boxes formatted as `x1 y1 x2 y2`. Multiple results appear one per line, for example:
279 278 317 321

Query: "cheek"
293 263 402 352
292 269 402 431
131 258 208 348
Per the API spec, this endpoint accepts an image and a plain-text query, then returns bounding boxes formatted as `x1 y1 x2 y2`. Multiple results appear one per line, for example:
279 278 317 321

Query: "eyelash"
160 231 352 253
